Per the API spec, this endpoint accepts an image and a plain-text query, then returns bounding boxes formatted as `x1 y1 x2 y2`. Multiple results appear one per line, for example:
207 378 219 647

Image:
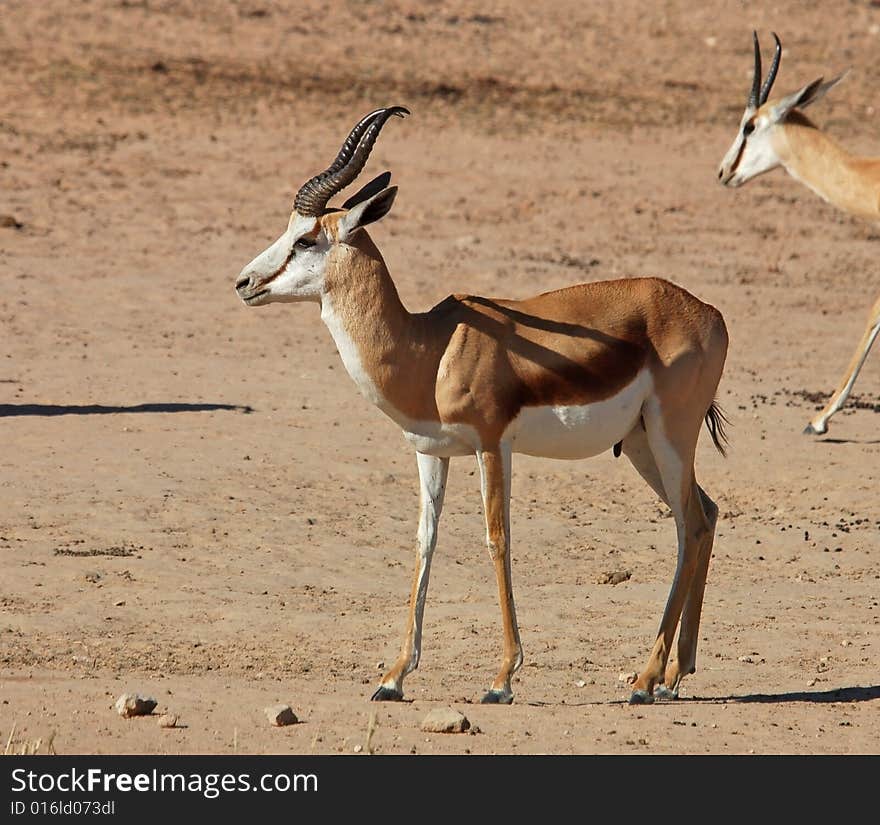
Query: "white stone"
264 704 298 726
420 707 470 733
115 693 157 718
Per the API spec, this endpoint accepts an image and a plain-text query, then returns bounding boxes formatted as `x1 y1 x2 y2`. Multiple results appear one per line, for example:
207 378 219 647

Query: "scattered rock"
453 235 480 249
420 707 470 733
157 713 179 729
575 679 586 688
115 693 157 718
619 671 637 684
597 570 631 586
352 744 363 753
0 214 23 229
113 599 125 607
264 704 298 726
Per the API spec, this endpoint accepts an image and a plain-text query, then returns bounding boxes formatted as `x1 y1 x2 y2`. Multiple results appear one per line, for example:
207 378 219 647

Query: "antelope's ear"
771 72 848 121
337 187 398 241
341 172 392 210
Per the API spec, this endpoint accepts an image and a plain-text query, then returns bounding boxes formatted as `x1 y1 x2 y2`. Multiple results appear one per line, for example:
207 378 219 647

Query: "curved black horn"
294 106 410 217
759 32 782 105
748 30 762 109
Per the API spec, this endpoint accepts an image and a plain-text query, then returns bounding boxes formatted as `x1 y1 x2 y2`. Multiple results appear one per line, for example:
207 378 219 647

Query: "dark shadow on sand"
816 437 880 445
525 684 880 708
720 685 880 704
0 402 253 417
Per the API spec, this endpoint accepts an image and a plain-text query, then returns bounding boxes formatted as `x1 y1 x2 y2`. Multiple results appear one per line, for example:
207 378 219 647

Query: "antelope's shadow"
527 684 880 707
0 402 253 417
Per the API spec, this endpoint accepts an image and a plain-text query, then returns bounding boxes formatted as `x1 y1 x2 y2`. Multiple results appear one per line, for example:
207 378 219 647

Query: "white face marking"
235 213 330 305
718 110 781 187
506 369 652 460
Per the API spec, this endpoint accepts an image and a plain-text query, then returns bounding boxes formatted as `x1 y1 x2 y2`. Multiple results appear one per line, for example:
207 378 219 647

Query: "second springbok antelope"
719 32 879 435
236 107 729 704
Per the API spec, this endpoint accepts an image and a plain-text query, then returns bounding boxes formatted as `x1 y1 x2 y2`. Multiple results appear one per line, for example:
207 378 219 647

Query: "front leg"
372 453 449 701
476 444 523 704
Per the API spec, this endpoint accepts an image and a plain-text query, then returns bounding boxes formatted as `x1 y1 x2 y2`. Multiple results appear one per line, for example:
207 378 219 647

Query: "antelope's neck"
776 117 880 219
320 236 439 423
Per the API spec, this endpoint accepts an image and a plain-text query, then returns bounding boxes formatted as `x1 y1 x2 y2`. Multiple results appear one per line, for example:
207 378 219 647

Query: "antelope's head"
235 106 408 306
718 32 845 188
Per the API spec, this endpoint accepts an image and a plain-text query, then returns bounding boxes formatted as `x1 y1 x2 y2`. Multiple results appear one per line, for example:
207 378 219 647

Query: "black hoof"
803 422 824 436
628 689 655 705
480 689 514 705
371 685 403 702
653 685 679 701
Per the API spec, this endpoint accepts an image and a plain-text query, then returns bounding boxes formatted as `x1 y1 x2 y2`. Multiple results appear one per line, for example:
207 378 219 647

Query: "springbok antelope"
719 32 880 435
235 107 729 704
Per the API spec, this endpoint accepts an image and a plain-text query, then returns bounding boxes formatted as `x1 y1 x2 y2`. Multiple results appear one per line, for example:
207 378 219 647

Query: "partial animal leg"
623 429 716 698
621 425 669 505
372 453 449 701
476 443 523 704
628 406 708 704
805 294 880 435
657 484 718 699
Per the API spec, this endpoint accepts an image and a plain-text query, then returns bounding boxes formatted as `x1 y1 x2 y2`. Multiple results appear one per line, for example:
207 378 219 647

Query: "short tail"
704 400 730 457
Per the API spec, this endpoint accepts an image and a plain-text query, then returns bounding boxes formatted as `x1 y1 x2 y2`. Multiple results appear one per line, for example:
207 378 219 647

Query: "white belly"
506 369 651 459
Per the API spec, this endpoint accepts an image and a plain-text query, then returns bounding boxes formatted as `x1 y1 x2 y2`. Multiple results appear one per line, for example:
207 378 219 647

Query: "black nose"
235 274 251 291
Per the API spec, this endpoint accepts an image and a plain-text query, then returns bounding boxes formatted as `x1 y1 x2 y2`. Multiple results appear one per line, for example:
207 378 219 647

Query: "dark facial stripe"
727 131 750 177
260 225 320 286
262 243 297 286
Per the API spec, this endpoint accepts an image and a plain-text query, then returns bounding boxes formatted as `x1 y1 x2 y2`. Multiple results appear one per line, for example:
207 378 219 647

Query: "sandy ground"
1 0 879 756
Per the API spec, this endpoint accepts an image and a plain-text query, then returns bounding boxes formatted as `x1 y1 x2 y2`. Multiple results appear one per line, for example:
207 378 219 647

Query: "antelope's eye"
743 121 756 137
295 237 316 250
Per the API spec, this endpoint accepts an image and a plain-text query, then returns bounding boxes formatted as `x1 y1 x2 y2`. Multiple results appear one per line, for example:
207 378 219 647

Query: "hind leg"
621 425 669 505
805 294 880 435
660 485 718 698
621 426 674 702
624 407 711 704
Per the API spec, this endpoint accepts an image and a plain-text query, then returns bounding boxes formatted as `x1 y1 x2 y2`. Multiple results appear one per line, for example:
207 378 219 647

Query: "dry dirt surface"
1 0 879 757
